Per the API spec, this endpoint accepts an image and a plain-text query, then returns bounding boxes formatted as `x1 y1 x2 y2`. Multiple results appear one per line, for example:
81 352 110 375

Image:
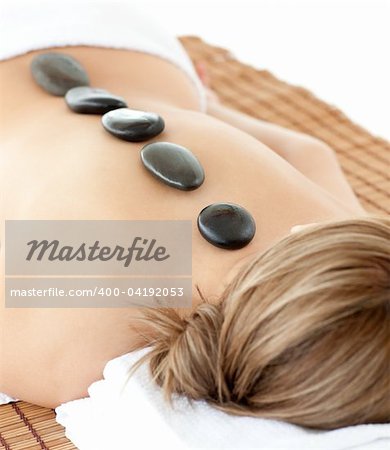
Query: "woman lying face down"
0 44 389 431
134 216 390 430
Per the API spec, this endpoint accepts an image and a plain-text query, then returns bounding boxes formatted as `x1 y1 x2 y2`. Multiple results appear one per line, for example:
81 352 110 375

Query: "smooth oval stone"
197 203 256 249
140 142 205 191
65 87 127 114
102 108 165 142
31 52 89 96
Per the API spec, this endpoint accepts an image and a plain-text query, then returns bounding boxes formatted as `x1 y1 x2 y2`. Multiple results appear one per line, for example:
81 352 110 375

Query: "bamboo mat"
0 36 389 450
0 402 74 450
181 36 390 214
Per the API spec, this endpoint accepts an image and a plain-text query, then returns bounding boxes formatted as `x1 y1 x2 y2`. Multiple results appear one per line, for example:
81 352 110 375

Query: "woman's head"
133 215 390 429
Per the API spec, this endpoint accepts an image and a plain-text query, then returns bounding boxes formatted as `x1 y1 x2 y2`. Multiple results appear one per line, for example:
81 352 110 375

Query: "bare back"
0 47 364 407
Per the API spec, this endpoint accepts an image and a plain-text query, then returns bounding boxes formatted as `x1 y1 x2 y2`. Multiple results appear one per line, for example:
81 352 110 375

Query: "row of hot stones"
30 52 256 249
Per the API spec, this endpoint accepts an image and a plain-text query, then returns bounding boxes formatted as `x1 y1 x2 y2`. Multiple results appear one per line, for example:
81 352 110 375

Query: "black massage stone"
101 108 165 142
31 52 89 96
140 142 205 191
65 87 127 114
197 202 256 249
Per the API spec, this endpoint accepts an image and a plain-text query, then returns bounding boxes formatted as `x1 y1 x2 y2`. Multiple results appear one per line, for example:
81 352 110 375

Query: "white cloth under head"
54 348 390 450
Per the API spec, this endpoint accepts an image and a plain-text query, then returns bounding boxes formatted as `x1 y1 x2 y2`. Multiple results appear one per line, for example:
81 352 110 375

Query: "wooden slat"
179 35 390 215
0 402 76 450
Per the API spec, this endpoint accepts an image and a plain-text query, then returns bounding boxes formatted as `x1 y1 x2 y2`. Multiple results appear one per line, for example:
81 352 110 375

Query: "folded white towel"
0 392 17 404
55 348 390 450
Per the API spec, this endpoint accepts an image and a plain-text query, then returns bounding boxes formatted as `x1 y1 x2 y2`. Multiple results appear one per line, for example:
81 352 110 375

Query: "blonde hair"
132 215 390 430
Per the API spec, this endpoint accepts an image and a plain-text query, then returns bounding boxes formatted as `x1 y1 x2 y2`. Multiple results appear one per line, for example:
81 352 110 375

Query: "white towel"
0 392 17 404
0 0 207 113
55 348 390 450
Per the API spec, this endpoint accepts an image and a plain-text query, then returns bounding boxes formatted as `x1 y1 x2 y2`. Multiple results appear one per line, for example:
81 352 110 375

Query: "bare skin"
0 47 367 408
